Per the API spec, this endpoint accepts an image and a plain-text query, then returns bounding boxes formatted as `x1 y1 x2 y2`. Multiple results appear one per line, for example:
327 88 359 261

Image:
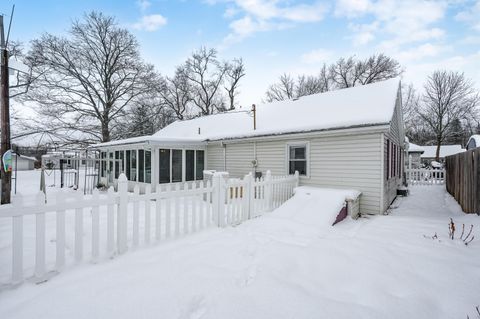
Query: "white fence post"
35 192 46 280
117 173 128 254
12 194 24 284
244 173 254 220
212 173 226 227
294 171 300 188
264 170 272 212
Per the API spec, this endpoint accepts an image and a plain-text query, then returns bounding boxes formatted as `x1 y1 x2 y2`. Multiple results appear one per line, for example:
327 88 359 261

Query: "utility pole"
0 14 11 204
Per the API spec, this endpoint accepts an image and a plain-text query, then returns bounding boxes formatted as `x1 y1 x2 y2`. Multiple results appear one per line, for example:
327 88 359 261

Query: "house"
420 145 464 165
12 154 37 171
91 78 405 215
466 135 480 150
406 142 424 168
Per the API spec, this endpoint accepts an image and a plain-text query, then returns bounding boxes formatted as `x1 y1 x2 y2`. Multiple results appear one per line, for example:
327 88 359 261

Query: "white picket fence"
0 171 298 287
406 168 445 185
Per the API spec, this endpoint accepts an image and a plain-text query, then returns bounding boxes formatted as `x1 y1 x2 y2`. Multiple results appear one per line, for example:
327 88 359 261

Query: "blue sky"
2 0 480 107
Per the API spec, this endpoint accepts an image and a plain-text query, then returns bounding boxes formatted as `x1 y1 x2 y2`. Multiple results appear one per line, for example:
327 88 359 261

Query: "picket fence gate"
405 168 445 185
0 171 298 287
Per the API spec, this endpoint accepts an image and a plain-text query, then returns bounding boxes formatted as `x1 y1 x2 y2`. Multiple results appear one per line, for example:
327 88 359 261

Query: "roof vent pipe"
198 127 201 135
252 104 256 130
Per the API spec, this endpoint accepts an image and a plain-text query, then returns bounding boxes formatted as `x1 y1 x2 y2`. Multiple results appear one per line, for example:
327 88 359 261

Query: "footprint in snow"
179 295 208 319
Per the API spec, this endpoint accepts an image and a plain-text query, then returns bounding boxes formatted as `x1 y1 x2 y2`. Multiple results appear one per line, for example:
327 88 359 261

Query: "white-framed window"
286 142 309 176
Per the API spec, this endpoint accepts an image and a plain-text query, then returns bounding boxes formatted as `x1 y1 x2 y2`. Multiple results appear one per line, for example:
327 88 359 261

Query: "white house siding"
382 92 405 211
206 144 225 172
206 131 384 215
225 143 255 178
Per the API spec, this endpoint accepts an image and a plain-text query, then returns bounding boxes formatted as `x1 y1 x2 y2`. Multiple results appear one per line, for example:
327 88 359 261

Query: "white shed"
12 154 37 171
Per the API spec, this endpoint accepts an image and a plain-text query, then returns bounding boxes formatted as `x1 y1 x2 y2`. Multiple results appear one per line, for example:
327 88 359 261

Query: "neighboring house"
91 78 405 215
406 142 424 168
466 135 480 150
420 145 465 164
12 154 37 171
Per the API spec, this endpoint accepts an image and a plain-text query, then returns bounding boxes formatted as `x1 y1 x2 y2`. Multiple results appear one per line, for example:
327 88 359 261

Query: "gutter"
206 123 391 144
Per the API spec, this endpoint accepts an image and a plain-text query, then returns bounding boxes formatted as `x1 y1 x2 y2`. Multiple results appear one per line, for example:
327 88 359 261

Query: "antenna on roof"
251 104 256 130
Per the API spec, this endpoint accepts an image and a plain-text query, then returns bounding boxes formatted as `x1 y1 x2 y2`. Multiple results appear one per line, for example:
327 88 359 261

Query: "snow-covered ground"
0 171 479 319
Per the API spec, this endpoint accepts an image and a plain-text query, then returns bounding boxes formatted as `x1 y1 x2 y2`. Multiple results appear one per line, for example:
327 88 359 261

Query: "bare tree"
330 54 402 88
21 12 158 143
224 58 245 110
117 96 175 138
401 83 421 138
356 54 402 85
183 47 227 115
265 54 401 102
420 70 479 160
265 73 295 102
161 66 192 120
329 56 360 88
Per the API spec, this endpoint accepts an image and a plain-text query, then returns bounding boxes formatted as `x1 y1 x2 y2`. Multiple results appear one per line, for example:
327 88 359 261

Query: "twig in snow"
449 218 456 240
465 236 474 246
460 224 465 240
463 225 474 242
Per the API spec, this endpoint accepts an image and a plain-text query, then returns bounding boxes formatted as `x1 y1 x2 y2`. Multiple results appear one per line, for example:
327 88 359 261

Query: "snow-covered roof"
467 134 480 150
93 78 400 148
156 78 400 141
420 145 465 158
13 154 37 161
408 142 424 153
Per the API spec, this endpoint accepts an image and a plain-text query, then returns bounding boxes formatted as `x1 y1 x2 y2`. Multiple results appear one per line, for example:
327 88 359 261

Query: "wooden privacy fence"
0 171 298 287
445 148 480 214
406 168 445 185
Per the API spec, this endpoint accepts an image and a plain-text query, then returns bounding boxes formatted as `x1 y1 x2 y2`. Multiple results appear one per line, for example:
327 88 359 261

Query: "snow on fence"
406 168 445 185
0 171 298 287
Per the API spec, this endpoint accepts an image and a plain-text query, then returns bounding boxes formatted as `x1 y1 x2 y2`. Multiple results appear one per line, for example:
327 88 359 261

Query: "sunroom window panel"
139 150 145 182
145 151 151 183
196 150 205 180
126 150 131 180
115 151 120 179
172 149 182 183
131 150 137 182
186 150 195 181
159 149 170 183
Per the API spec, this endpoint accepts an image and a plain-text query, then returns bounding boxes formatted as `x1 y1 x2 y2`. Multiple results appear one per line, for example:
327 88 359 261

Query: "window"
186 150 195 181
386 139 390 179
159 149 170 183
288 144 307 176
138 150 145 182
115 151 120 179
126 150 131 180
131 150 137 181
145 151 151 183
172 149 182 182
196 150 205 180
109 152 114 182
100 152 106 178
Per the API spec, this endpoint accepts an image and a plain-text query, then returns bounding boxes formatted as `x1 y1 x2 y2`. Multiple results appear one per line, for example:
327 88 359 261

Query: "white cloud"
136 0 151 11
132 14 167 31
336 0 448 51
301 49 334 64
394 43 450 63
334 0 372 18
455 0 480 31
220 0 327 47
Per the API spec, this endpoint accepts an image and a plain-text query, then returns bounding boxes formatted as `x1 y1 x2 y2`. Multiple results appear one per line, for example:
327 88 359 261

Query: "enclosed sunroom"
90 137 206 191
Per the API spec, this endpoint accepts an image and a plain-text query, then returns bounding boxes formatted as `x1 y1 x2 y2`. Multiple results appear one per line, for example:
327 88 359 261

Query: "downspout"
222 142 226 171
